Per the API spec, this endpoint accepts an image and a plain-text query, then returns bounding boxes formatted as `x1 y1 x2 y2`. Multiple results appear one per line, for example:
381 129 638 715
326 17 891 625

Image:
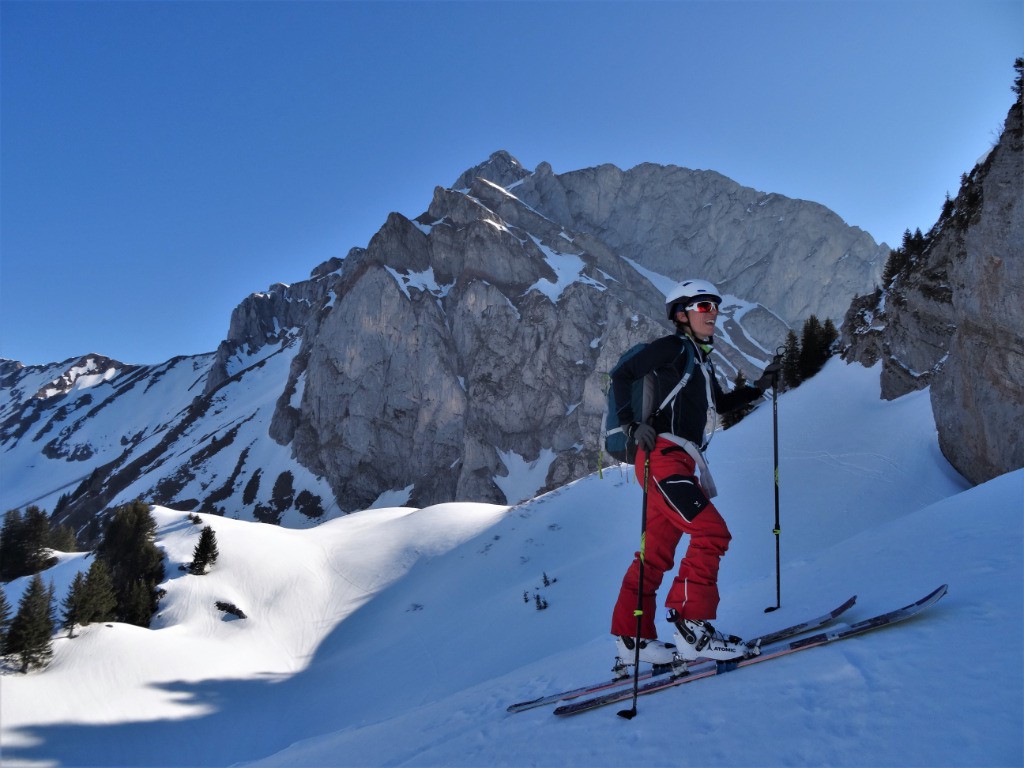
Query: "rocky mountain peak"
452 150 532 191
34 354 129 400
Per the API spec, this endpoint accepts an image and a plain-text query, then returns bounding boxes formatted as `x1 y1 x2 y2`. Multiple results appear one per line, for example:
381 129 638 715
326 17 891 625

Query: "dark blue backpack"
603 339 695 464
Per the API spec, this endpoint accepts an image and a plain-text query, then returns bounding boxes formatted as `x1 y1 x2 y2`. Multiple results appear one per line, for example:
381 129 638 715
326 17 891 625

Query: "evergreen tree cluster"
0 506 76 581
1 500 170 673
722 314 836 429
95 500 166 627
60 558 118 638
882 228 930 286
779 315 839 391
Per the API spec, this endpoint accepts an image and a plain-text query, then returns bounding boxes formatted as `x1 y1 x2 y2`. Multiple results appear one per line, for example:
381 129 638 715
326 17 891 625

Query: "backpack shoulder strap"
651 335 696 417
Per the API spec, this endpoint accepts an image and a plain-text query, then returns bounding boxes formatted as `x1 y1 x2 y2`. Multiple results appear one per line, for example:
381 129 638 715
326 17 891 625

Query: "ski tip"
913 584 949 607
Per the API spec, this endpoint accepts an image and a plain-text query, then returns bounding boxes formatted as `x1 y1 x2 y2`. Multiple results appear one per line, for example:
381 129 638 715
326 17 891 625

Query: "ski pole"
765 347 783 613
618 451 650 720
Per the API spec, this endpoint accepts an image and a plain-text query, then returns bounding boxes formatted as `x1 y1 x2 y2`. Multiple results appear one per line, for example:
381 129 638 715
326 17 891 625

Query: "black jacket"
611 333 761 447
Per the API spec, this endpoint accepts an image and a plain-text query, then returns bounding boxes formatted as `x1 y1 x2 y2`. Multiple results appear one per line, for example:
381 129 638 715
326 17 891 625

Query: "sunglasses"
684 301 720 314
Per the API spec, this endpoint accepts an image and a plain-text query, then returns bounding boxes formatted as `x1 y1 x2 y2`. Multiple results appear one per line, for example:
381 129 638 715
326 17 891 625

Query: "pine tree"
0 509 27 580
822 318 838 352
4 574 55 673
62 572 87 638
23 506 57 574
189 526 220 575
96 501 165 627
49 523 78 553
54 493 71 517
797 314 838 382
121 580 155 627
0 585 12 650
80 558 117 626
0 506 61 580
798 316 824 380
882 243 907 286
781 330 801 390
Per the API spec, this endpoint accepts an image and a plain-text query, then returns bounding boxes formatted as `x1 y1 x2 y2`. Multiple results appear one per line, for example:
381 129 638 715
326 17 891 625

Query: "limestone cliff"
843 88 1023 484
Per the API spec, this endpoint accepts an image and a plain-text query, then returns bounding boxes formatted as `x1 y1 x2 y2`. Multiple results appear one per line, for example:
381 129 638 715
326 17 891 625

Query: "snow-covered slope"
2 361 1021 767
1 339 338 534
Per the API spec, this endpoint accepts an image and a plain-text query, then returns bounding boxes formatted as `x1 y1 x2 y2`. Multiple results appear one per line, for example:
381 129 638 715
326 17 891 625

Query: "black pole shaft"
618 453 650 719
765 357 782 613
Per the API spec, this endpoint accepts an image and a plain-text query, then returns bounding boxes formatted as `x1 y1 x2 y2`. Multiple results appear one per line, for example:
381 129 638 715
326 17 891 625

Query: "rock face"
277 153 884 510
2 151 887 534
843 94 1023 484
931 97 1024 484
841 231 959 401
510 161 886 327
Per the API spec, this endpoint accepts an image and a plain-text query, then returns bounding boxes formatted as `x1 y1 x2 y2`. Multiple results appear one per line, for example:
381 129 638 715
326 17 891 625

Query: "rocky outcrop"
930 96 1024 484
205 282 322 394
509 158 886 326
841 230 958 401
842 89 1023 484
286 183 670 509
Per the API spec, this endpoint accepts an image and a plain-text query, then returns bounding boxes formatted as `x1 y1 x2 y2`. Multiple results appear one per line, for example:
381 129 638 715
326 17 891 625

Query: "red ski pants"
610 438 732 639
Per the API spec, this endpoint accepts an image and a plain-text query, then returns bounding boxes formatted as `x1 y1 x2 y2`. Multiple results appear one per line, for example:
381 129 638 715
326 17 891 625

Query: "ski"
553 584 947 717
507 594 857 713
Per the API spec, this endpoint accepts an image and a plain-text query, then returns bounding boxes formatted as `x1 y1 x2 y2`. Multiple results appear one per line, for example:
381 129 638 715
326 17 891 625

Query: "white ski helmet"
665 279 722 319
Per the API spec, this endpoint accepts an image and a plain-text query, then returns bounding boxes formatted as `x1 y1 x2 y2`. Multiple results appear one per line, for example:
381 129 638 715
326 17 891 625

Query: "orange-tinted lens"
686 301 719 313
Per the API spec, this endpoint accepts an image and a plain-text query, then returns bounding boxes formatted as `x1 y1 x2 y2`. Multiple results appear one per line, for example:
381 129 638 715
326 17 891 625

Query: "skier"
611 279 779 665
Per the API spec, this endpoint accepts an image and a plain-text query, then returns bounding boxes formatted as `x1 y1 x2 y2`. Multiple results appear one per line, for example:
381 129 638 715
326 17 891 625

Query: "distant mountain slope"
2 153 886 537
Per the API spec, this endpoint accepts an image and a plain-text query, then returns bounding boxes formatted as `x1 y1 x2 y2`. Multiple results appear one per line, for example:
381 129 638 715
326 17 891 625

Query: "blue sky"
1 1 1020 367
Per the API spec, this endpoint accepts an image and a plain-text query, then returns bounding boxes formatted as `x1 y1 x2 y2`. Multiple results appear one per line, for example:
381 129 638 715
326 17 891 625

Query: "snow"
526 237 606 301
0 355 220 514
369 484 415 509
39 357 120 398
0 338 342 528
494 447 558 505
2 360 1021 768
620 257 674 298
384 266 454 302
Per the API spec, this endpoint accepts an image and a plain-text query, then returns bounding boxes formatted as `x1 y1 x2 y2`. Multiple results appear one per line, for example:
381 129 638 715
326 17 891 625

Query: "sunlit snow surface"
2 361 1021 768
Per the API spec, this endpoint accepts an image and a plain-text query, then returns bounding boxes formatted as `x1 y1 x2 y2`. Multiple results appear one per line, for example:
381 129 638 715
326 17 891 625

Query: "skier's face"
683 302 718 341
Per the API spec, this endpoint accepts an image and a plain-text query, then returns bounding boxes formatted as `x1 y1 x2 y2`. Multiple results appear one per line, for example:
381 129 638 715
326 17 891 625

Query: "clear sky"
1 1 1020 367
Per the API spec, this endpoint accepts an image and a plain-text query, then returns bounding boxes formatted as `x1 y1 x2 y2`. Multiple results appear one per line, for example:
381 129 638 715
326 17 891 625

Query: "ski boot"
613 635 678 675
668 609 758 661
